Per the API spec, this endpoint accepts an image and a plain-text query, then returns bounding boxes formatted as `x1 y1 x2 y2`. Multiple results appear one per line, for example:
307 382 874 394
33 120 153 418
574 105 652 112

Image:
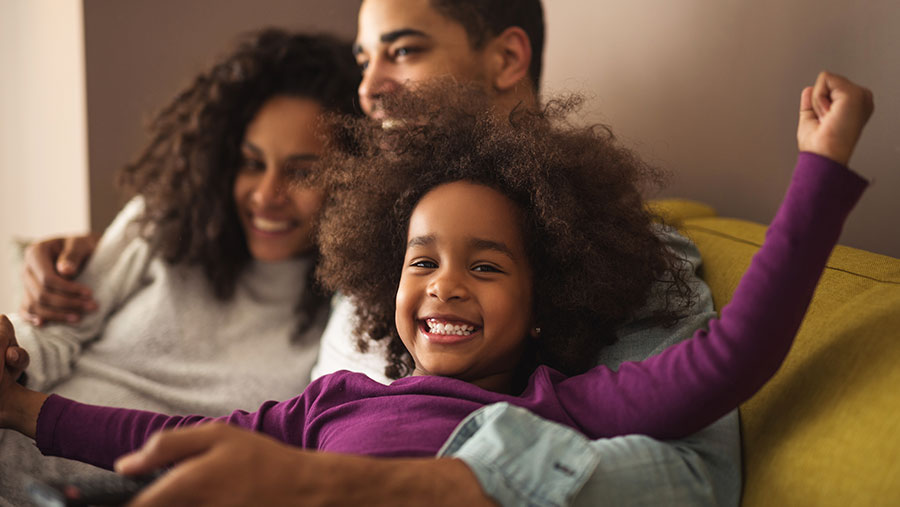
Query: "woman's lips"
249 214 299 236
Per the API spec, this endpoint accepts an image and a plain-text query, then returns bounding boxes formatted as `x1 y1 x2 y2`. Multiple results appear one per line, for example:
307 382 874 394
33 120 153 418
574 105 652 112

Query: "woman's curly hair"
316 82 695 380
117 28 361 336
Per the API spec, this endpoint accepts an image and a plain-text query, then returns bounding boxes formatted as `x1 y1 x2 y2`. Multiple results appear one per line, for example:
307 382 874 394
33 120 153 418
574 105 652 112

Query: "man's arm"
20 233 100 325
441 403 739 507
115 423 497 507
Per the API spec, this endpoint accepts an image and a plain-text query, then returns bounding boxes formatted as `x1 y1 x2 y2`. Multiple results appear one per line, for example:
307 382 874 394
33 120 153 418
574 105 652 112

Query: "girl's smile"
395 181 535 393
418 316 482 344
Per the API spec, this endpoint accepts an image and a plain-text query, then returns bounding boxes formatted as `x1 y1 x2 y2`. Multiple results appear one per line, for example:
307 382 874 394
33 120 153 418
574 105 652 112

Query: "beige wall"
0 0 90 313
542 0 900 257
2 1 897 315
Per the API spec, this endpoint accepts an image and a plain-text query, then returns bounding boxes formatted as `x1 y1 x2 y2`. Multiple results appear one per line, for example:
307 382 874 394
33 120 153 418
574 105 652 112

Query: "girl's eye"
472 264 502 274
411 260 437 269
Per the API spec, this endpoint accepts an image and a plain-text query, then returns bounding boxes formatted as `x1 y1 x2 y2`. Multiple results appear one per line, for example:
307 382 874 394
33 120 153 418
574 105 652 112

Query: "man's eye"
411 260 437 269
357 60 369 72
392 47 419 59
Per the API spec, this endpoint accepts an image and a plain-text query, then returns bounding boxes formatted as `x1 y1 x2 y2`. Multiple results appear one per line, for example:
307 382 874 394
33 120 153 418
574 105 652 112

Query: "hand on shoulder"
20 233 100 326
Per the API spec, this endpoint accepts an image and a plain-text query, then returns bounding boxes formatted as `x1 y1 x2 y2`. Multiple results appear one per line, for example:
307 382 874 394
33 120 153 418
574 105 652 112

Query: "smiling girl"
0 72 873 470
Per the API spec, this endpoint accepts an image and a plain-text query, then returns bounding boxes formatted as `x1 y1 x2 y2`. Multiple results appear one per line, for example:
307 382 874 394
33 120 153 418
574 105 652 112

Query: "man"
15 1 739 505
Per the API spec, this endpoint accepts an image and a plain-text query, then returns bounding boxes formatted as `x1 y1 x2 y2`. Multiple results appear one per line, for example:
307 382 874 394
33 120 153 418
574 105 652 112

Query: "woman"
0 28 359 505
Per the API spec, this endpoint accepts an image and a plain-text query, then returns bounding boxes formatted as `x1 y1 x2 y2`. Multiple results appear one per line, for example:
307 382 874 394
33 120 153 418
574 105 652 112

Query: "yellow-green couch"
651 199 900 506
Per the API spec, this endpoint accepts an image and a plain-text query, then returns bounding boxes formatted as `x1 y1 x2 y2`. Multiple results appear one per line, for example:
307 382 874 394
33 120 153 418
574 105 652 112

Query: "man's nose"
359 56 401 116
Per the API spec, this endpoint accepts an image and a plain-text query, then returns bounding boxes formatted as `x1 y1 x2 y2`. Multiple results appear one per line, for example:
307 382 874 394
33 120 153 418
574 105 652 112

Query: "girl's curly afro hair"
316 82 694 380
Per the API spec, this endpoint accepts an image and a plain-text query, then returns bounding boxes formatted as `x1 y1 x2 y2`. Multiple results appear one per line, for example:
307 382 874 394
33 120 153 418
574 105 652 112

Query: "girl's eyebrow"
407 235 515 260
407 234 435 249
469 238 515 260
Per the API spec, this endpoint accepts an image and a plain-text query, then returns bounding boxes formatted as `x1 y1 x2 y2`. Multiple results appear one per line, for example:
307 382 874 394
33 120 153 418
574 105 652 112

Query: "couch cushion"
646 198 717 226
681 216 900 506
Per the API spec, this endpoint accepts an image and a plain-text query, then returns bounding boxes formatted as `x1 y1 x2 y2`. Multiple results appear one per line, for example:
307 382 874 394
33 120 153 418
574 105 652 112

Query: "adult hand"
797 71 874 166
20 233 100 326
0 316 21 394
0 315 46 436
115 424 497 507
4 337 29 383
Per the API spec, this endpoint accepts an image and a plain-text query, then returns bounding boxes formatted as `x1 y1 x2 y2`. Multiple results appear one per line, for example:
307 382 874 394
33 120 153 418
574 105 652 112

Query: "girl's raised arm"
554 72 874 440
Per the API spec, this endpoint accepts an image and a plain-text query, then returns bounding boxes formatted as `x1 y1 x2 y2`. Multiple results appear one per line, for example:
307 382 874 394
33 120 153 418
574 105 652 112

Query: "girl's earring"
531 327 541 338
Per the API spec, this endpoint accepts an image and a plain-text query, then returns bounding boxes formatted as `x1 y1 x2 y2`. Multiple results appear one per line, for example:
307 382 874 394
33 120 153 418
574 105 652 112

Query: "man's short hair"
430 0 545 89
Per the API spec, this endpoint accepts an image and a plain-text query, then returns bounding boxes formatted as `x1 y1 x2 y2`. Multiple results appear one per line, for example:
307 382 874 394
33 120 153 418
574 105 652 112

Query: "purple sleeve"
555 153 868 440
36 389 317 470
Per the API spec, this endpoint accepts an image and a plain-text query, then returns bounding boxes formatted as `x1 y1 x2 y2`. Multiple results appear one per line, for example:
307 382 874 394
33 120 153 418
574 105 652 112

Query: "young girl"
0 73 873 471
0 29 359 502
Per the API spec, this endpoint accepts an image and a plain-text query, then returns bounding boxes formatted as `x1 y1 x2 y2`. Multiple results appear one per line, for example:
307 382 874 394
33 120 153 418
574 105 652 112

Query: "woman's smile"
247 212 301 236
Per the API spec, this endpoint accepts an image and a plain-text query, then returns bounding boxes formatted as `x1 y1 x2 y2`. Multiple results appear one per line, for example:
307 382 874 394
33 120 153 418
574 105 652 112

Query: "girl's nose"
427 269 470 302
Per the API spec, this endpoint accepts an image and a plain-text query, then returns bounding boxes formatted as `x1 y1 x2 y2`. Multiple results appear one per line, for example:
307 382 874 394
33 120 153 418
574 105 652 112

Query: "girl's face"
395 181 534 393
233 96 326 261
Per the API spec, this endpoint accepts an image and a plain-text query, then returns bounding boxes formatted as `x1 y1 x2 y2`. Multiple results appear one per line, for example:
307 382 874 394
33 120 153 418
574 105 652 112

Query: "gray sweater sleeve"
12 197 155 391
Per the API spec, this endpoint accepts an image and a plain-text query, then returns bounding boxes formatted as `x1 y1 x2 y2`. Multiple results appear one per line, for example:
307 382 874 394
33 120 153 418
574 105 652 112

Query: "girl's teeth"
425 319 475 335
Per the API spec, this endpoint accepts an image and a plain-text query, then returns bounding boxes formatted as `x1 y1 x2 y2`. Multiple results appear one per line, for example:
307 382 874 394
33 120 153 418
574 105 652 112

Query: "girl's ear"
485 26 533 93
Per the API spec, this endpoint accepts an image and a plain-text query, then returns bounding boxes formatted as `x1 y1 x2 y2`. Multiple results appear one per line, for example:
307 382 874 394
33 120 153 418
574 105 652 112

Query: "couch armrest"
679 214 900 506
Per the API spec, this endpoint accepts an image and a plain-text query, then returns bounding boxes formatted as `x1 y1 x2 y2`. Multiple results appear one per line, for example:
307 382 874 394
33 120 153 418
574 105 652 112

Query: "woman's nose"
251 169 288 206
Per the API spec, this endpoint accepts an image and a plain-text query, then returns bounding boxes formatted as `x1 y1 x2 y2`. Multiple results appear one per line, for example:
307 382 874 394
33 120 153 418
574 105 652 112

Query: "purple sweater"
35 153 867 470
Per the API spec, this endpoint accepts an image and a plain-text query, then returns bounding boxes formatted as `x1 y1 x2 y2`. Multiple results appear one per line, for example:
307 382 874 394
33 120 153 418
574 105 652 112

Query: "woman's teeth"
252 216 293 232
425 319 475 336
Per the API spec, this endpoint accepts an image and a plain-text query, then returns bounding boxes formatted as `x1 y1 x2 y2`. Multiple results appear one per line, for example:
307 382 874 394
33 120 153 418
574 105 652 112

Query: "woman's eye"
285 165 313 183
411 260 437 269
240 158 264 172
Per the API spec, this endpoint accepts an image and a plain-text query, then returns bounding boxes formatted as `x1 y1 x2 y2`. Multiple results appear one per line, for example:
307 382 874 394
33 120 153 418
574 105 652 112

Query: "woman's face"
395 181 534 393
233 96 326 261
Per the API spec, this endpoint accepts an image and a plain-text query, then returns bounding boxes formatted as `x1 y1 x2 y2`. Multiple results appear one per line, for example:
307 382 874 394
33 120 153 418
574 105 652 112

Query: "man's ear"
486 26 532 92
